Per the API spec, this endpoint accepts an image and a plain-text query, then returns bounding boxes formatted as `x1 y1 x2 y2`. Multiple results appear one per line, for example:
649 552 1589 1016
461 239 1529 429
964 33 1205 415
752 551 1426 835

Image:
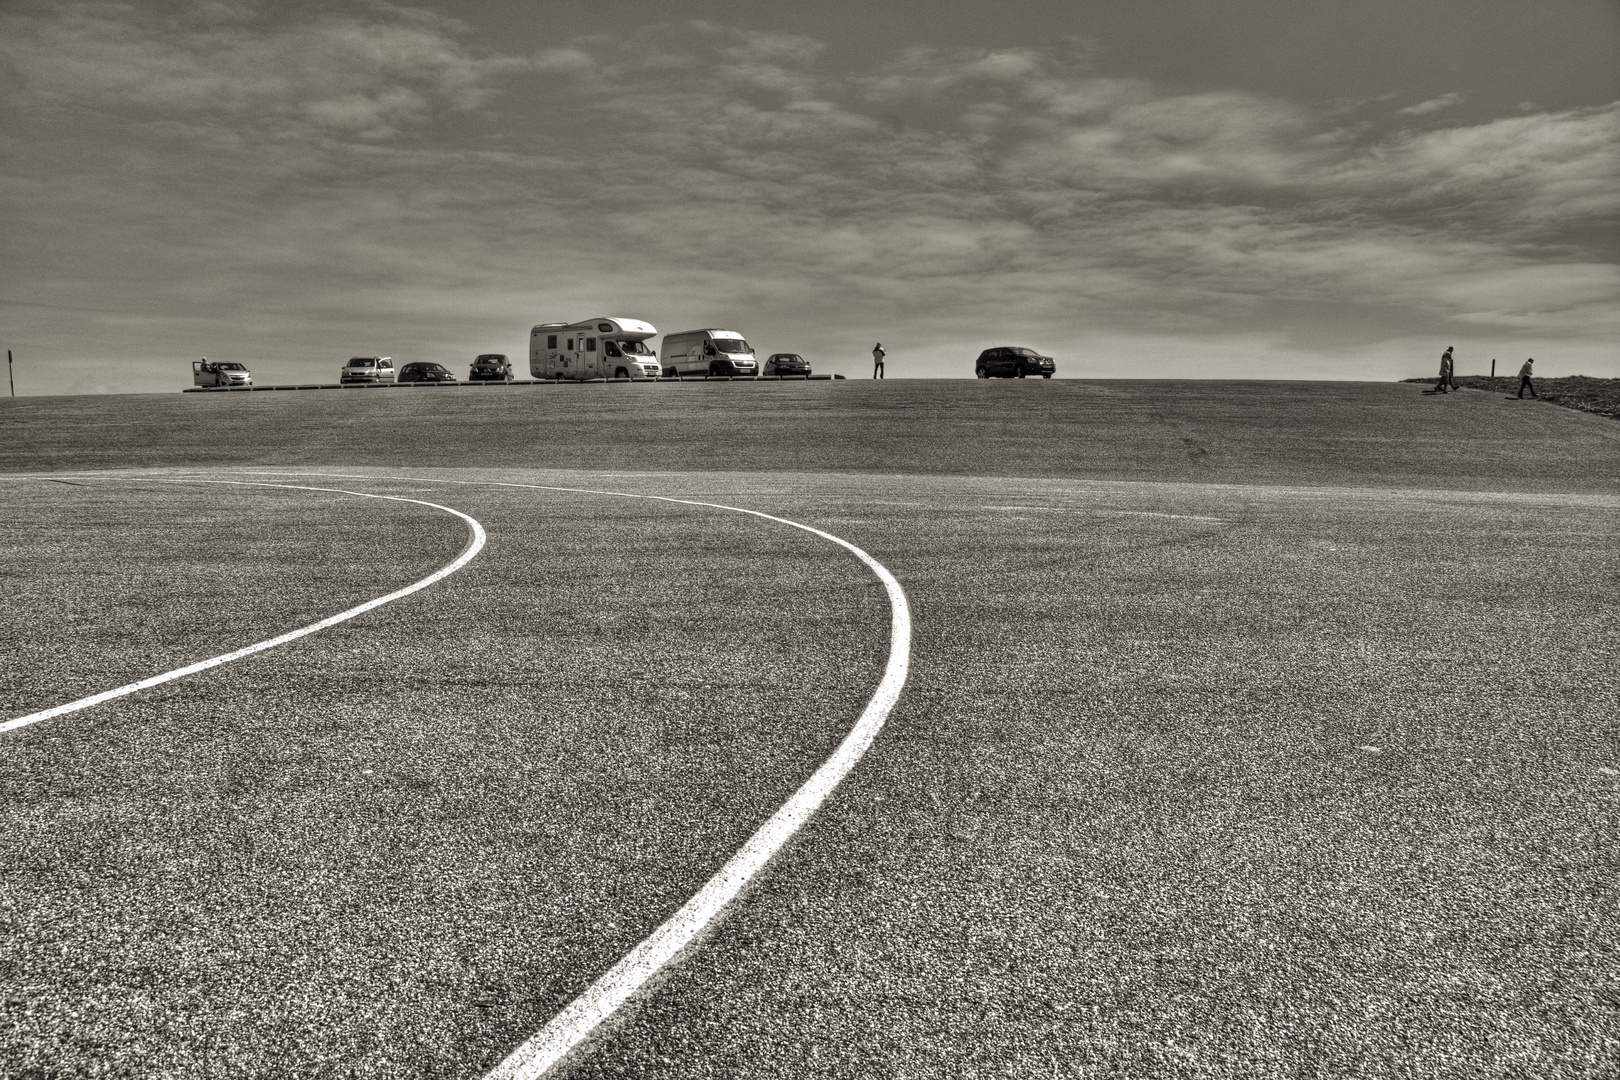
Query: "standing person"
872 342 886 379
1434 346 1453 393
1517 358 1538 398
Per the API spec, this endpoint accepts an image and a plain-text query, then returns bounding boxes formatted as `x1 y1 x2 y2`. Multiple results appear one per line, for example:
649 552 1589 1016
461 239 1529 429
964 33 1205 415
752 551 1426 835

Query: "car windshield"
713 338 752 354
475 354 505 363
348 359 375 367
618 340 652 355
1012 348 1043 357
776 354 802 363
426 364 448 372
216 363 246 370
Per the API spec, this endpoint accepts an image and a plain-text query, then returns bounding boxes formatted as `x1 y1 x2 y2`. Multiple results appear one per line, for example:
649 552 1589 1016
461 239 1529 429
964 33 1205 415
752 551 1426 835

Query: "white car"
193 359 252 388
341 356 395 384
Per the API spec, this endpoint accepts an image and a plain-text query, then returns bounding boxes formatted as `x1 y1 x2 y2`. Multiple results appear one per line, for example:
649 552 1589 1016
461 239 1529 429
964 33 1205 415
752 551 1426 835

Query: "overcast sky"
2 0 1616 392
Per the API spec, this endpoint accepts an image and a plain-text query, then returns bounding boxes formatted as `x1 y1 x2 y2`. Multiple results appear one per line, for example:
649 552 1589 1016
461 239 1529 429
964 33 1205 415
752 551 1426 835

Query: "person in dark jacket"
1434 346 1454 393
872 342 886 379
1517 358 1538 398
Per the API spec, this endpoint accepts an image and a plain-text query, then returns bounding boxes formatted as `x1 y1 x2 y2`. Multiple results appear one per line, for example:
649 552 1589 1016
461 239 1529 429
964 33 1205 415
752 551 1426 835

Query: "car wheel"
709 362 720 377
1016 365 1027 378
1043 373 1052 379
976 367 988 379
616 367 629 379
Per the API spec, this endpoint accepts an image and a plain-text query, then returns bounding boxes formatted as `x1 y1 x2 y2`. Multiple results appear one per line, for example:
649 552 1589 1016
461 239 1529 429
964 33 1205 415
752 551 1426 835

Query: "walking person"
1517 358 1538 398
872 342 886 379
1434 346 1453 394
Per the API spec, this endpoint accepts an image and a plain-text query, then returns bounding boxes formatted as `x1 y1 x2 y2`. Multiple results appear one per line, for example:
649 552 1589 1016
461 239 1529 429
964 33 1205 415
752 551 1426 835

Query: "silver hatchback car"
341 356 396 384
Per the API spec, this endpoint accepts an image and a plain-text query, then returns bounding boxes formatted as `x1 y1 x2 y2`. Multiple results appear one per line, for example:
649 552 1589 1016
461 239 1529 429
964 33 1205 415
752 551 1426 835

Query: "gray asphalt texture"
2 380 1616 493
2 381 1618 1079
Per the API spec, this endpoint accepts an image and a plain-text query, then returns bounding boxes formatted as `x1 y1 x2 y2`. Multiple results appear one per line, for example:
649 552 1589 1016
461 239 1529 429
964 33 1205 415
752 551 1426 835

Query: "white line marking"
237 472 911 1079
0 480 487 735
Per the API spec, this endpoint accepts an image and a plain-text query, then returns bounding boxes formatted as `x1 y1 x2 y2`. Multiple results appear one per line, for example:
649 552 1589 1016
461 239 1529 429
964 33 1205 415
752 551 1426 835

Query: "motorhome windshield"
713 338 753 354
619 340 653 355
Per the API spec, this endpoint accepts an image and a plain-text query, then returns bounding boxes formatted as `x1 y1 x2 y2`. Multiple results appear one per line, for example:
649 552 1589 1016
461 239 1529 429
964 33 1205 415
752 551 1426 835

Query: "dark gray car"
976 347 1055 379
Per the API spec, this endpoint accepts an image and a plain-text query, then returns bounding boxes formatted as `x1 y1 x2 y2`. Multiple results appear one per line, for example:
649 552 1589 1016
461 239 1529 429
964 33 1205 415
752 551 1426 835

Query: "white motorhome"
531 317 661 380
660 329 758 377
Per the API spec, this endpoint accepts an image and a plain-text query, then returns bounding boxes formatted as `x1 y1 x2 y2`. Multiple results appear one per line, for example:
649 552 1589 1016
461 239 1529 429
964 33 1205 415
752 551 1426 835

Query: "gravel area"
1404 376 1620 420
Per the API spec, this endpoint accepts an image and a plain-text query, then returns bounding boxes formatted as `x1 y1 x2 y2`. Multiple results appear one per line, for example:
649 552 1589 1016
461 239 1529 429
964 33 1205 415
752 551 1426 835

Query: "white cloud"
1396 93 1464 116
0 0 526 137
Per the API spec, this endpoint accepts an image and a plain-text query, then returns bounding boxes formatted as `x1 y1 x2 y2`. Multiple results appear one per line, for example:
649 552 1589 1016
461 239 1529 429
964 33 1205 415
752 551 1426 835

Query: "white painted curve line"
241 473 910 1080
0 480 486 735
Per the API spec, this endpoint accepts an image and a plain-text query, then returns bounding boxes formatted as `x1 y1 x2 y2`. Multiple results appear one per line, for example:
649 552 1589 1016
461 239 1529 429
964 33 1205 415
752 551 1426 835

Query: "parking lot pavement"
550 473 1619 1080
0 473 888 1078
4 467 1615 1078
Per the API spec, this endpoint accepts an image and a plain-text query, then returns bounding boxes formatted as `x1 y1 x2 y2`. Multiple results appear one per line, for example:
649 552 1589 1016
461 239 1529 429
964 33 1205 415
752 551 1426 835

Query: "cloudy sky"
2 0 1616 392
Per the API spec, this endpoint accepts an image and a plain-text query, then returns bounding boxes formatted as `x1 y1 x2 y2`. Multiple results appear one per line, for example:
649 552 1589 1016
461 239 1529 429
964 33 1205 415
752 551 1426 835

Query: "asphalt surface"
2 383 1618 1078
2 380 1616 493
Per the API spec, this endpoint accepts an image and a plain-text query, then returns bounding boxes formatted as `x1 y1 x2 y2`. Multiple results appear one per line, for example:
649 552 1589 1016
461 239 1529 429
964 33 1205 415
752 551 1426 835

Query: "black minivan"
976 347 1055 379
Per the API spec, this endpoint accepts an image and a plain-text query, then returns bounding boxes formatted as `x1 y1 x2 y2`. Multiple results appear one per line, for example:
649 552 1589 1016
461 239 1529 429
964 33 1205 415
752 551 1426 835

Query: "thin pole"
1491 358 1495 378
7 350 12 397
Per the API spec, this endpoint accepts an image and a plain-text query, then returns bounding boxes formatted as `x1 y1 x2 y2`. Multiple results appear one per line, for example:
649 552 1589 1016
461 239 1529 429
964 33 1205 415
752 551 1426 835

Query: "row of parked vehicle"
190 314 1057 387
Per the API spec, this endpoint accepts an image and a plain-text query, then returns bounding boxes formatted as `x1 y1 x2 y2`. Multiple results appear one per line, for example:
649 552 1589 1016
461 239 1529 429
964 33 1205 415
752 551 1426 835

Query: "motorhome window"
597 323 613 332
621 341 652 355
712 338 752 354
566 339 574 350
547 336 557 349
604 342 621 357
586 338 597 351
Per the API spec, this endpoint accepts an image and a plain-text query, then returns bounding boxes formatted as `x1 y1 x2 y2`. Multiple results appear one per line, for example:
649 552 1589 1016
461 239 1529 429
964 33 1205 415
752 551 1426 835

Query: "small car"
975 347 1055 379
192 359 252 388
399 362 457 384
341 356 396 384
762 353 811 377
469 353 513 382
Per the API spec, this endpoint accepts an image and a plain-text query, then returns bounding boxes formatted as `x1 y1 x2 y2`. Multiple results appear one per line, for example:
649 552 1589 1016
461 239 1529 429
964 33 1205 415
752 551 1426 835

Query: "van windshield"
348 359 375 367
713 338 753 354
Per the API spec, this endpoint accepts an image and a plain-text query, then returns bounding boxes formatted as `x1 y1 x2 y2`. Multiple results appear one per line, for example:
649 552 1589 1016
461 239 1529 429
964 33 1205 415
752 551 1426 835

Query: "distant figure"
1518 358 1538 398
872 342 886 379
1435 346 1453 394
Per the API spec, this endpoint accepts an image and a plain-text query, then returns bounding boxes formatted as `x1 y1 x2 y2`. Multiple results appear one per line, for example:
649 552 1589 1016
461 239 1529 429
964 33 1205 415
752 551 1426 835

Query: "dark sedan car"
469 353 513 381
762 352 812 376
398 362 457 384
976 346 1055 379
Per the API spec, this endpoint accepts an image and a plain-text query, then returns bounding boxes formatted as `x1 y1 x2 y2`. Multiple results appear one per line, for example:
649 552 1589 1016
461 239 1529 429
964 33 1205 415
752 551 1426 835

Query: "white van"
530 317 660 380
660 329 758 377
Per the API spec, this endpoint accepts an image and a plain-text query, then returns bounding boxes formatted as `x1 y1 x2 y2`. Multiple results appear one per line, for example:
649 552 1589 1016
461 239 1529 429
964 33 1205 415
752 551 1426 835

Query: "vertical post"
7 350 12 397
1491 359 1495 378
